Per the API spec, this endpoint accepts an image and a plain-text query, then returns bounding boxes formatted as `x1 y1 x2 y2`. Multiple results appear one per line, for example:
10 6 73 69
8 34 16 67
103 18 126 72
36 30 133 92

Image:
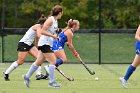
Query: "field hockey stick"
56 67 74 81
77 55 95 75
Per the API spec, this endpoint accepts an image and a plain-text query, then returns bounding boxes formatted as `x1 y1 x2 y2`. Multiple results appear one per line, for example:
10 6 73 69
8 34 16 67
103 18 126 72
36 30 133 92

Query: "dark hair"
36 14 46 24
51 5 63 16
56 28 62 34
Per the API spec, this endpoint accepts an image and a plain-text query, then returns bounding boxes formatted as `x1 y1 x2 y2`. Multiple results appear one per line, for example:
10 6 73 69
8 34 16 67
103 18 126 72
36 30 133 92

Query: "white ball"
95 77 99 81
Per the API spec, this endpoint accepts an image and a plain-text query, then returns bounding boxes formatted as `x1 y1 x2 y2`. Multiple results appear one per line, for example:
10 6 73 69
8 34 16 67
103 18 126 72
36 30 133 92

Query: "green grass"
0 33 135 63
0 63 140 93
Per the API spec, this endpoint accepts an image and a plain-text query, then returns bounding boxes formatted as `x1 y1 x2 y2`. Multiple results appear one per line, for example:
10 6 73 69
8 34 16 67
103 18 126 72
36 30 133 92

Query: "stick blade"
90 71 95 75
68 78 74 81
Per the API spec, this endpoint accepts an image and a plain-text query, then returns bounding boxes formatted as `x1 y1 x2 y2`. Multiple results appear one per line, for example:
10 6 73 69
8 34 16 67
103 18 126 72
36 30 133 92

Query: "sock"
124 65 136 81
48 64 56 83
25 63 39 79
44 65 49 73
36 66 42 75
55 59 63 67
44 65 49 76
5 61 19 74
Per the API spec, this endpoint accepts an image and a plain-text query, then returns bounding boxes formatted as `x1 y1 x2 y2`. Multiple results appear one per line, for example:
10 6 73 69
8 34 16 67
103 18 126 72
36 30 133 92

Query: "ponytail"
36 14 46 24
66 19 79 28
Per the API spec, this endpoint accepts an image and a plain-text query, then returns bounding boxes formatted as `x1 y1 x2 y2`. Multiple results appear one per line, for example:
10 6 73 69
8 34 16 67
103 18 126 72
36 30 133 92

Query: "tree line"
0 0 140 29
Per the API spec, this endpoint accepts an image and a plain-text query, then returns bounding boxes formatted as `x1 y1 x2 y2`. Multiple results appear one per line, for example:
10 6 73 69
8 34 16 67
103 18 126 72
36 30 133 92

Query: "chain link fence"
0 29 136 64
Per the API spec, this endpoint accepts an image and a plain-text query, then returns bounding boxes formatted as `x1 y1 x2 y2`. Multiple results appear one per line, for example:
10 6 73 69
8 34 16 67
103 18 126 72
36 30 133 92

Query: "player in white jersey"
3 15 46 81
23 5 63 88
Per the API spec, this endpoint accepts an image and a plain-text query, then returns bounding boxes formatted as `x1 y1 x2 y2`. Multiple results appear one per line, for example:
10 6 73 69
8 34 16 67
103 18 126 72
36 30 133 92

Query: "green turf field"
0 63 140 93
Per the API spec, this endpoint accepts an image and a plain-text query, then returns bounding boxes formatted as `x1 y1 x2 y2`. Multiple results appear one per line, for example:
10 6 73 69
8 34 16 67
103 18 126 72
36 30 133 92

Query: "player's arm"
36 25 42 38
66 30 78 57
35 27 42 47
34 36 39 47
32 24 41 47
41 17 58 39
66 42 70 48
135 25 140 41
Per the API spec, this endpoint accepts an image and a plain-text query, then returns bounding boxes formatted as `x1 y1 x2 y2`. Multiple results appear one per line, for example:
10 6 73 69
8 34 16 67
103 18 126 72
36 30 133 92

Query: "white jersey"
19 27 37 45
38 16 58 47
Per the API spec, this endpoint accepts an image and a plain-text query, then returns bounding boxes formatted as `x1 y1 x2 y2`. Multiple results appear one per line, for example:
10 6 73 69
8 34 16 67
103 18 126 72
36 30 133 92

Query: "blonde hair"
63 19 79 31
67 19 79 28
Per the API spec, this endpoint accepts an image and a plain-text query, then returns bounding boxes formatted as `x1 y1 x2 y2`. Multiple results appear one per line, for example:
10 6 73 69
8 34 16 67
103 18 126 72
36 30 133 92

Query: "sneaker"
119 77 128 88
3 72 10 81
44 73 49 80
23 75 30 88
48 81 61 88
36 74 48 80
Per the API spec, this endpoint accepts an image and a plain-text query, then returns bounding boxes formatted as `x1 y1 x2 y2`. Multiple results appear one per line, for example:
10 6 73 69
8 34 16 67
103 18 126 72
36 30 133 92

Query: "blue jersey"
52 31 68 51
136 40 140 54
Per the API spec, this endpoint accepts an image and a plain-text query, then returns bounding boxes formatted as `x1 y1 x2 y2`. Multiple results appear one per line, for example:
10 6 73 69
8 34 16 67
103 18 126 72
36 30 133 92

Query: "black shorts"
17 42 34 51
38 45 53 53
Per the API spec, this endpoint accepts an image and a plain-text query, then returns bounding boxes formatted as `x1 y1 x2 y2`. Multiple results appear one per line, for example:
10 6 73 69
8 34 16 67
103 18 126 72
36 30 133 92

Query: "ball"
95 77 99 81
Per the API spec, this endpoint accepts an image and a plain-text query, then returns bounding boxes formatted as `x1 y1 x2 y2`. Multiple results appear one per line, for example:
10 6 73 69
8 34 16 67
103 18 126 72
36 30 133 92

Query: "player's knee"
17 59 25 65
50 62 56 65
62 58 67 63
35 58 45 66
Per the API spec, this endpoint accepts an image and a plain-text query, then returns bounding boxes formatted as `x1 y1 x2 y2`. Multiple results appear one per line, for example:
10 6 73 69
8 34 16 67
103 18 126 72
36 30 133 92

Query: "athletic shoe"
48 81 61 88
3 72 10 81
119 77 128 88
23 75 30 88
44 73 49 80
36 74 48 80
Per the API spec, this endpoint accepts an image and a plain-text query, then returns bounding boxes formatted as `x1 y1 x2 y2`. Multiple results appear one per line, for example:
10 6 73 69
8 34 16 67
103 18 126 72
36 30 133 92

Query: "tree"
1 0 140 29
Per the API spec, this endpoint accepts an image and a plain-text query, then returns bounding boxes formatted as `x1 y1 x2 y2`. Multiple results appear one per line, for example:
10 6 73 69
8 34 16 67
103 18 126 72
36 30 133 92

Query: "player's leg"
23 50 45 87
44 52 61 88
29 46 46 80
44 49 67 79
3 51 28 81
124 55 140 81
28 46 38 58
54 49 67 67
3 42 34 81
120 54 140 88
25 51 45 79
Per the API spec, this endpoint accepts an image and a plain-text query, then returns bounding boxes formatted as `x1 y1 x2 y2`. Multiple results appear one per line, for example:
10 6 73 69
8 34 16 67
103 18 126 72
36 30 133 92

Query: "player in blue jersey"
120 25 140 88
44 19 80 76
